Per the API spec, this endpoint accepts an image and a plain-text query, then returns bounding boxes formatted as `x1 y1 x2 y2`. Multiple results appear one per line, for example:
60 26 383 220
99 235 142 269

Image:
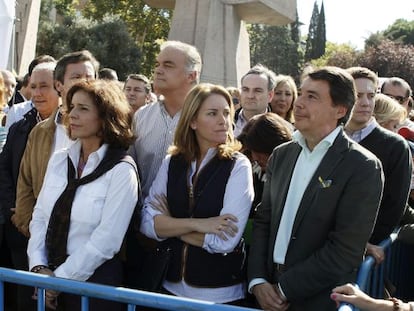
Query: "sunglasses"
384 93 408 104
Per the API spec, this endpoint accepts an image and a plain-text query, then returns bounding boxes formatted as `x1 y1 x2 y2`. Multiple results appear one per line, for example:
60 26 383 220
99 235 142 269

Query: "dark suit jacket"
248 129 384 310
0 108 38 247
359 126 411 244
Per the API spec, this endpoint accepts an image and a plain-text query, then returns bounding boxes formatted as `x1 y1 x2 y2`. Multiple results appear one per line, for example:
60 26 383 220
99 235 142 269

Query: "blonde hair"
0 74 6 125
226 86 240 99
273 75 298 123
169 83 241 162
374 93 406 126
0 73 6 110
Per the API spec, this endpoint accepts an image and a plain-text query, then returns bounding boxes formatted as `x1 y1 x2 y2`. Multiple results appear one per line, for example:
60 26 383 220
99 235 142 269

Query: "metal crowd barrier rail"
338 229 400 311
0 267 257 311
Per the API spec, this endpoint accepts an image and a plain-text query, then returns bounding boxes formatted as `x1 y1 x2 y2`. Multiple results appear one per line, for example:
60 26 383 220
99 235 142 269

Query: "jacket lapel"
270 143 302 244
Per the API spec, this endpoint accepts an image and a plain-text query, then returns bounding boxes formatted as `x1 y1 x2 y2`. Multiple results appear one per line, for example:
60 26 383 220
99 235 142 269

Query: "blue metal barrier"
338 229 400 311
0 267 258 311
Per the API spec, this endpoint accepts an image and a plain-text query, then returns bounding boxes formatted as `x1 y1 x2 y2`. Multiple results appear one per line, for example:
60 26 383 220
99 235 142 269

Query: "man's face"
1 71 17 102
240 73 273 116
124 79 149 112
382 82 410 112
153 47 195 94
294 78 346 146
30 69 59 119
55 61 96 102
349 78 376 126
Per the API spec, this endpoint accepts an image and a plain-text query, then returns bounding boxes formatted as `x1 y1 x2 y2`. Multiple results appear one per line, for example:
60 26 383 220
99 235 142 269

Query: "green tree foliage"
365 19 414 49
38 0 171 78
359 39 414 87
249 21 302 81
80 0 171 76
383 19 414 45
36 14 141 80
304 1 319 61
310 42 360 69
314 2 326 58
305 1 326 61
364 31 386 49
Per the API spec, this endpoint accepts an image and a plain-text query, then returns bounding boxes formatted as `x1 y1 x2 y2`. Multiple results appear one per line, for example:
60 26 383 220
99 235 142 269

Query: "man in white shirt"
248 66 384 310
130 41 202 199
234 64 276 137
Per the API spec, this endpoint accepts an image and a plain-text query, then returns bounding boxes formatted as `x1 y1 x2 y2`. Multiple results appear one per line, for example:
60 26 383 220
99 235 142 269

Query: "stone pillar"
145 0 296 87
13 0 41 75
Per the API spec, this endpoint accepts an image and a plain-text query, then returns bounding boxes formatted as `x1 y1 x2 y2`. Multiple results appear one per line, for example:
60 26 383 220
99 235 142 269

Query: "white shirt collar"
293 126 341 153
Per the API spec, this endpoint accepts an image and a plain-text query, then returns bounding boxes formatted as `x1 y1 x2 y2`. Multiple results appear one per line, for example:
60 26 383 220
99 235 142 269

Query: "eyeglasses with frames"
384 93 408 104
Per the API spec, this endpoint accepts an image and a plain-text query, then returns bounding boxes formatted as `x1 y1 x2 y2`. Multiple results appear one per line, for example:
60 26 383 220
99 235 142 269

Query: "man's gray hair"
241 64 277 91
32 61 57 73
160 40 202 83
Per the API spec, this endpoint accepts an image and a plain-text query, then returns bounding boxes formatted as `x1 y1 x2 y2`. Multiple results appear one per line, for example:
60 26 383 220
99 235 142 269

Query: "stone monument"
145 0 296 87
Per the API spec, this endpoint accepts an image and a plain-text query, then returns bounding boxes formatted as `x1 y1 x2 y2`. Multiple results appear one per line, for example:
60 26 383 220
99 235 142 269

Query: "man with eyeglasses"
381 77 414 129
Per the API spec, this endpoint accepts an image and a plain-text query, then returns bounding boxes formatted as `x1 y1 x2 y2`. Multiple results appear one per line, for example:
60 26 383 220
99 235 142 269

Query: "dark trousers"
57 257 124 311
0 221 36 311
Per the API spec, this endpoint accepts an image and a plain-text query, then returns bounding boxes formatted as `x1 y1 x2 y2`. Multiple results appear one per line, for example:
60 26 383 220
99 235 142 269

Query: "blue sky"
297 0 414 49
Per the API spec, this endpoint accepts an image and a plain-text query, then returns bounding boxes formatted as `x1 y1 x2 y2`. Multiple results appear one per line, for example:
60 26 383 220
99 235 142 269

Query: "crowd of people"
0 40 414 311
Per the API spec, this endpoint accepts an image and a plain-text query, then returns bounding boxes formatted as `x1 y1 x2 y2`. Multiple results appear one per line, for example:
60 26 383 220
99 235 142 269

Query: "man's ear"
268 89 275 103
336 105 347 120
54 80 64 97
187 71 197 84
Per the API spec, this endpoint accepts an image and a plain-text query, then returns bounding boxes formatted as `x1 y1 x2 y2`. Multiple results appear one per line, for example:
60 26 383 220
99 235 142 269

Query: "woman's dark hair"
64 80 135 149
239 112 292 155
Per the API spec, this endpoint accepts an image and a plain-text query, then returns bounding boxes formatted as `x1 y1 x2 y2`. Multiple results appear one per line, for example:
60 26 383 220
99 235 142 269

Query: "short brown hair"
64 80 135 149
239 112 292 154
169 83 241 162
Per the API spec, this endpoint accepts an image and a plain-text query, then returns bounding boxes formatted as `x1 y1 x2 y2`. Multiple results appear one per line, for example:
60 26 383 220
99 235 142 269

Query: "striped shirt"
130 101 181 198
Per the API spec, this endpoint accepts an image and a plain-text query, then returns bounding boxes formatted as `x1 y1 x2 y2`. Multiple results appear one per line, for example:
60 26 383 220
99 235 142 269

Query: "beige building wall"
12 0 41 75
145 0 296 87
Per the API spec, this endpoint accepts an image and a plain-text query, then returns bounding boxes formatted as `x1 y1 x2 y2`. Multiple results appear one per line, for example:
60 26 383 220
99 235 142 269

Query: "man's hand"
366 242 385 265
252 282 290 311
32 268 59 310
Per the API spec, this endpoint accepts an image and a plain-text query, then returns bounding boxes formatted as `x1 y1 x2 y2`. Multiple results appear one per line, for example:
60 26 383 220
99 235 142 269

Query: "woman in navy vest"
140 83 254 304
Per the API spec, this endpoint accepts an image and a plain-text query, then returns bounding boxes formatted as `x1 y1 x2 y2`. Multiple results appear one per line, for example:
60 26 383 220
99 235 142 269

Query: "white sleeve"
139 155 171 240
203 155 254 253
53 163 138 281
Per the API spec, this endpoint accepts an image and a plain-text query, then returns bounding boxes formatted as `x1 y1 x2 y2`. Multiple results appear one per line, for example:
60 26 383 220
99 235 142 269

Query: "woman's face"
381 119 401 133
271 82 294 119
191 93 231 152
68 90 102 143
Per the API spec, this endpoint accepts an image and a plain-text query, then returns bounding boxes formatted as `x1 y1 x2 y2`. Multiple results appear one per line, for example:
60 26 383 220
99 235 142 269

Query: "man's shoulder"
9 108 37 131
365 126 409 151
10 100 32 112
136 101 161 117
345 134 382 164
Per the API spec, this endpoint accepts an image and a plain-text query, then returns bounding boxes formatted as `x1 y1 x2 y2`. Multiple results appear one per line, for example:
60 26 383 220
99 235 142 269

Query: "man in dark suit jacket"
248 67 384 311
345 67 411 260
